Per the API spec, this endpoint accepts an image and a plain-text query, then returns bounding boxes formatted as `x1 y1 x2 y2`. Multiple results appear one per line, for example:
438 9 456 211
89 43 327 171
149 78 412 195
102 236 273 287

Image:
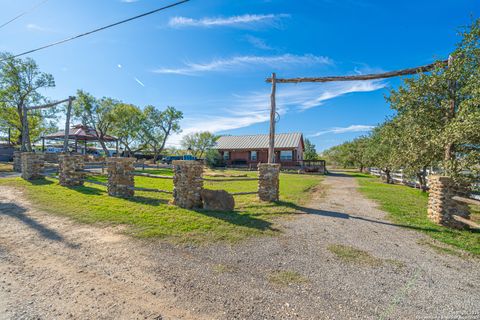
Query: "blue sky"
1 0 478 150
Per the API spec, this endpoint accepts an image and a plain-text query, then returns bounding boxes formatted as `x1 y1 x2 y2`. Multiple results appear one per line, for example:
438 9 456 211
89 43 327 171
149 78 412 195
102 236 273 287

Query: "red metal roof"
43 124 118 142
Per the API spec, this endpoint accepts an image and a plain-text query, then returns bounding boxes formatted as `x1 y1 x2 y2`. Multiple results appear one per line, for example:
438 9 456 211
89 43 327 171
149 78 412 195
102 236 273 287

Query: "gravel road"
1 172 479 319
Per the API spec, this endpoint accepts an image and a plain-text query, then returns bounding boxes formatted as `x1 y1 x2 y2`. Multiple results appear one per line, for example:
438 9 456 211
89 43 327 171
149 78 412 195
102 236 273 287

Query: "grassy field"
0 168 322 243
352 173 480 256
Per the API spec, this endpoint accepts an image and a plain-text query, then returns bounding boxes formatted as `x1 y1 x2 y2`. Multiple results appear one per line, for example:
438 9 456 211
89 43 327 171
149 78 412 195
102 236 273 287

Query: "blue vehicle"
162 155 197 164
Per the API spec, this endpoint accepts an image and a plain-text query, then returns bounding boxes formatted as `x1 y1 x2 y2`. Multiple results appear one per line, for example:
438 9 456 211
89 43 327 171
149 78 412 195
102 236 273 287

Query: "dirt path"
1 173 479 319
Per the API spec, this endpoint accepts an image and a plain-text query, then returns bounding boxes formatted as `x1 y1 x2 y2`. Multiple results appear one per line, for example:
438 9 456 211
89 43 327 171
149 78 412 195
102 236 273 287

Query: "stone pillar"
13 151 23 172
107 157 135 198
173 160 203 209
258 163 280 202
21 152 45 180
59 154 85 187
427 175 470 229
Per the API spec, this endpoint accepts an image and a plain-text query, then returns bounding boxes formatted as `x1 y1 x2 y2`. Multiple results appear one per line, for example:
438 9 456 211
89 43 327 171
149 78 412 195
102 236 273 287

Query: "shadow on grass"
28 178 55 186
0 201 78 248
195 209 277 232
68 185 106 196
125 195 169 206
276 200 441 233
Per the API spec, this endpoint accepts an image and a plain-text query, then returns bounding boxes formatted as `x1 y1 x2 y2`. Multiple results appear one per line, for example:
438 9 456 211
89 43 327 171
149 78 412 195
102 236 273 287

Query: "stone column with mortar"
427 175 470 229
107 157 135 198
258 163 280 202
59 154 85 187
13 151 22 172
173 160 203 209
21 152 45 180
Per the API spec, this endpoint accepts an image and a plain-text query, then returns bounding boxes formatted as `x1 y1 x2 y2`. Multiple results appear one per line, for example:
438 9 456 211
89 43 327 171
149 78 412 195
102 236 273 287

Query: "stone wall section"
258 163 280 202
428 175 470 229
173 160 203 209
13 151 22 172
59 154 85 187
21 152 45 180
107 157 135 198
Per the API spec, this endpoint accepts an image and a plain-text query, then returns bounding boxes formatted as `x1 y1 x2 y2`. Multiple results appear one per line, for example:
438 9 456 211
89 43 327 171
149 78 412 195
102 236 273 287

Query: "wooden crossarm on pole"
265 60 448 84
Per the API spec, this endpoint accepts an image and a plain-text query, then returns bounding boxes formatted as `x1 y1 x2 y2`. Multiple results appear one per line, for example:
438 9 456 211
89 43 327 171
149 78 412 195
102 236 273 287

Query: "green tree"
0 52 56 150
389 19 480 178
73 90 117 156
141 106 183 163
181 131 218 158
303 138 318 160
110 103 144 156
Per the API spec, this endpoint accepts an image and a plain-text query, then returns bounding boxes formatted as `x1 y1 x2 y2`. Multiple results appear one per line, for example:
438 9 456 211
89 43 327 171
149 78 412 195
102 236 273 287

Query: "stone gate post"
59 154 85 187
427 175 470 229
21 152 45 180
173 160 203 209
13 151 22 172
258 163 280 202
107 157 135 198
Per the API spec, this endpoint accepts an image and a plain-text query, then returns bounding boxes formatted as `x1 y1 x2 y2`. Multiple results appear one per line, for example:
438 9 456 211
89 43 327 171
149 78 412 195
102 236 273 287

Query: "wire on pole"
0 0 190 61
0 0 49 30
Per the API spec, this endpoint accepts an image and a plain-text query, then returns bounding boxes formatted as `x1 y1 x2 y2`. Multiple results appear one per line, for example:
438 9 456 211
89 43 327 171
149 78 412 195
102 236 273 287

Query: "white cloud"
245 35 273 50
26 23 56 33
121 0 139 3
168 13 290 28
298 80 386 110
166 80 385 146
308 125 376 137
153 54 333 75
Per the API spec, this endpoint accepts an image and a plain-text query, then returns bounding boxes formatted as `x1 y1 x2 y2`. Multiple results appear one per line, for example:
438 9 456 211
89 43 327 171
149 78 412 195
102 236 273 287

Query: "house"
214 132 305 167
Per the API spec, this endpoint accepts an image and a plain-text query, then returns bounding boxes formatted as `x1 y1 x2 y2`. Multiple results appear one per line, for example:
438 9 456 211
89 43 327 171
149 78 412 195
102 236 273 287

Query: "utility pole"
63 96 74 153
268 72 276 164
444 55 456 170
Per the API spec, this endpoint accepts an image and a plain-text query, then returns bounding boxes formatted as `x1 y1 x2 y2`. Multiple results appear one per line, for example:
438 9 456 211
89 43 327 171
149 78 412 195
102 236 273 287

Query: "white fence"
368 167 480 200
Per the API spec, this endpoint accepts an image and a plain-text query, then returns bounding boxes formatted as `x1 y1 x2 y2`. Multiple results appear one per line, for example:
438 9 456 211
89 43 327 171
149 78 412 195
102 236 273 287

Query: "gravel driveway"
1 172 479 319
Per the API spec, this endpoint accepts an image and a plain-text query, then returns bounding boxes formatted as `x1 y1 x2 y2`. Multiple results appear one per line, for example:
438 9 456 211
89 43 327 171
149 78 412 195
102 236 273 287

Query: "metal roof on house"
214 133 303 150
43 124 118 142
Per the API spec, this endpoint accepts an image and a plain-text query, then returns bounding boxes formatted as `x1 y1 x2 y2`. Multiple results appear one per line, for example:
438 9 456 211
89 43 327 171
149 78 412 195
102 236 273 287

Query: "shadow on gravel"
278 201 440 233
0 201 79 248
195 209 277 231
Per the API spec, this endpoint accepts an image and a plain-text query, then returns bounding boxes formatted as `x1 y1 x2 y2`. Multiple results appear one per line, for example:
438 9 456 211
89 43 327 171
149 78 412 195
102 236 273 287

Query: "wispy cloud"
26 23 56 33
167 80 385 146
245 35 273 50
168 14 290 28
308 125 376 137
120 0 139 3
298 80 386 110
153 54 333 75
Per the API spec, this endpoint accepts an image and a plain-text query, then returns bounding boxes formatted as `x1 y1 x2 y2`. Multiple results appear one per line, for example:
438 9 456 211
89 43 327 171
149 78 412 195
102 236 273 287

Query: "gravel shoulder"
1 173 479 319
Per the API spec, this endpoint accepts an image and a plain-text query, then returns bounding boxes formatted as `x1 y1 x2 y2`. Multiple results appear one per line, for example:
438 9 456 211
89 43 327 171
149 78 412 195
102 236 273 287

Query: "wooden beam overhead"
265 59 448 83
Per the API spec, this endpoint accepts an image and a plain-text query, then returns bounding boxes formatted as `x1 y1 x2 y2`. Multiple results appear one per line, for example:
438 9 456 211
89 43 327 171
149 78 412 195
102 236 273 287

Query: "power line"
1 0 190 61
0 0 50 30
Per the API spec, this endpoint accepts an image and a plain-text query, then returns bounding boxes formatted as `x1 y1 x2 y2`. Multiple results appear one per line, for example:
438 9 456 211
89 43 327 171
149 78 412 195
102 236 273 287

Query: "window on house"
223 151 230 160
280 150 293 161
250 151 257 161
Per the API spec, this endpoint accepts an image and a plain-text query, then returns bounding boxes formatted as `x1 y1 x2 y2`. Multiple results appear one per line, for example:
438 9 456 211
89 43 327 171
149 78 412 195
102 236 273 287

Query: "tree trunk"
99 139 110 157
385 168 393 184
359 165 364 173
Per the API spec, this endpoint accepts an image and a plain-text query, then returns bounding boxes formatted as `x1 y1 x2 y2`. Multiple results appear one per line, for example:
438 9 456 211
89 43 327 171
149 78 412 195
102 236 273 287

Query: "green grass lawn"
0 169 322 243
352 173 480 256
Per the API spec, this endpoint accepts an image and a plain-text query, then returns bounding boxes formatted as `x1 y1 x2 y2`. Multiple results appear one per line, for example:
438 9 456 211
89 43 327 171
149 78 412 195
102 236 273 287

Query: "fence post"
107 157 135 198
258 163 280 202
21 152 44 180
172 160 203 209
59 154 85 187
427 175 470 229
